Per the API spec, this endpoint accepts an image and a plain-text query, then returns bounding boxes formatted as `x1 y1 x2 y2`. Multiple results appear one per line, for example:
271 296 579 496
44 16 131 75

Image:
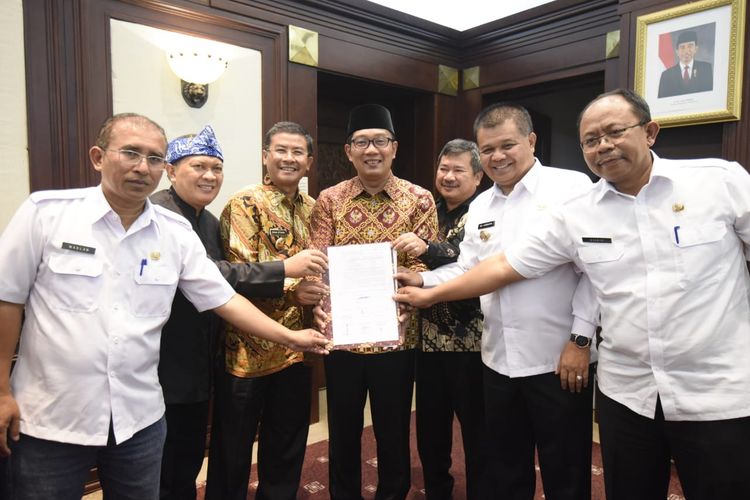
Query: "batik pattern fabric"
220 183 315 377
310 174 438 353
166 124 224 164
420 196 483 353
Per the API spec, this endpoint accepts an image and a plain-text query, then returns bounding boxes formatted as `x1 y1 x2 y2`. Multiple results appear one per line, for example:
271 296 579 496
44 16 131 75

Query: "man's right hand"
394 268 424 287
284 249 328 278
0 393 20 457
393 286 436 308
283 328 331 355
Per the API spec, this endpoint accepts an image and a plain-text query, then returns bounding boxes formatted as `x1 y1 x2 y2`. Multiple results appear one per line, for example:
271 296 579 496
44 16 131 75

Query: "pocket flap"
134 265 179 285
577 244 624 264
676 222 726 247
48 254 103 277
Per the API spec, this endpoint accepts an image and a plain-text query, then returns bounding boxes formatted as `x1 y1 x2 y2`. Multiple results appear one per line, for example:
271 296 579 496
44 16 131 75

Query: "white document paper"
326 242 400 347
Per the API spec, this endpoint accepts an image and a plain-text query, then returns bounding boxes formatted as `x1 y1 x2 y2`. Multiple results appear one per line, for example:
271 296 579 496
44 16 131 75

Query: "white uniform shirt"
507 154 750 421
0 186 235 445
422 162 598 377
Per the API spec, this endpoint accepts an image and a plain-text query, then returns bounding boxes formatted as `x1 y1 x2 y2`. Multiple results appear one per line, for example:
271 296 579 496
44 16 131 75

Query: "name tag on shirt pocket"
577 243 624 264
674 222 726 247
47 254 103 312
132 264 179 317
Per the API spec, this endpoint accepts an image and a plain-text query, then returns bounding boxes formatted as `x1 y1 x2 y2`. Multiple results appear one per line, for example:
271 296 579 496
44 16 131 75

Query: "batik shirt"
310 174 438 353
220 183 315 377
420 195 483 352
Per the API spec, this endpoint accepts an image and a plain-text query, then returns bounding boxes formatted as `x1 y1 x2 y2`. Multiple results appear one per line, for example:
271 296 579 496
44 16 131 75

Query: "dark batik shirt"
420 194 483 352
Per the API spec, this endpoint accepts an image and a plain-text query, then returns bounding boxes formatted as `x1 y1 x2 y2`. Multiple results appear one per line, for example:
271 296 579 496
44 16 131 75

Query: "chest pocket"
675 222 727 288
47 254 104 312
131 264 179 317
576 244 625 294
577 244 625 264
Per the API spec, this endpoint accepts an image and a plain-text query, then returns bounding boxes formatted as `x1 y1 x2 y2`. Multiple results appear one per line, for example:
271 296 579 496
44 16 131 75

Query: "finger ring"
576 375 583 381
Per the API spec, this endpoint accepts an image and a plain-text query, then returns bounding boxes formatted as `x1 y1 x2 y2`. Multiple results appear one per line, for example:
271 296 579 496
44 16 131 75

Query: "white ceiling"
366 0 557 31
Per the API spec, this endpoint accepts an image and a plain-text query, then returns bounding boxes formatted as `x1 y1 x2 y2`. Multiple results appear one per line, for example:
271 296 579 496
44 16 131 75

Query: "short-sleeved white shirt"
507 154 750 421
0 186 234 445
423 162 598 377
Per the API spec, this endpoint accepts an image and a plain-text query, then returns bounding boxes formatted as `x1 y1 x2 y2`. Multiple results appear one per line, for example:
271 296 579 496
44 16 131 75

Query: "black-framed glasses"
350 136 394 150
107 149 167 170
579 121 647 152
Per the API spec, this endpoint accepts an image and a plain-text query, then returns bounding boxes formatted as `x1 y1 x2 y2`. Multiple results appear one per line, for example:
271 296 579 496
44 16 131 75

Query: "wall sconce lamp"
167 50 228 108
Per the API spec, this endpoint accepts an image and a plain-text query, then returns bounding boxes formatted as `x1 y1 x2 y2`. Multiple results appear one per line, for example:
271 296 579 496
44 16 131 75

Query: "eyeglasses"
350 137 394 150
107 149 167 170
267 147 309 160
580 122 646 152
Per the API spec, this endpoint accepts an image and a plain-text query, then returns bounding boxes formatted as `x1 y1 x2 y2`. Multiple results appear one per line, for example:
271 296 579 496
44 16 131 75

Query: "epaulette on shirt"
29 187 92 204
152 203 193 230
659 157 739 171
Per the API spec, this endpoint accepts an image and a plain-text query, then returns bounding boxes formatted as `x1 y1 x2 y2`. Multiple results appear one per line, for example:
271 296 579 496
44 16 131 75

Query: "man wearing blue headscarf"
152 125 328 500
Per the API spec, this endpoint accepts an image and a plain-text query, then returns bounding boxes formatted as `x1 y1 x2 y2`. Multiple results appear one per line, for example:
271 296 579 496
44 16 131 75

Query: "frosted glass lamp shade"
167 51 228 84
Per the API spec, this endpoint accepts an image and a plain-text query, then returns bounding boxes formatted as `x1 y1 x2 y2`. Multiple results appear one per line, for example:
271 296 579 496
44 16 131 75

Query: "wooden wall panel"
721 3 750 167
24 0 288 191
318 36 438 93
24 0 92 191
479 39 607 91
212 0 459 64
23 0 750 188
287 63 319 194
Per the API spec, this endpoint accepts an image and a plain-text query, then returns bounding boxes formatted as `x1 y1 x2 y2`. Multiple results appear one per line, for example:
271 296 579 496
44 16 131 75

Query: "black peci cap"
676 30 698 47
346 104 395 138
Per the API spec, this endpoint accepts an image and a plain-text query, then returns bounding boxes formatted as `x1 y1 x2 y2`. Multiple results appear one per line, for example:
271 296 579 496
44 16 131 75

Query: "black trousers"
205 363 312 500
160 401 210 500
415 350 486 500
324 349 415 500
597 388 750 500
482 365 593 500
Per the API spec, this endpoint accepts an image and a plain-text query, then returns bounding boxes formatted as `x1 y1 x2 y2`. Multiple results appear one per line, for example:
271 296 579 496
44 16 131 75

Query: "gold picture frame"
634 0 745 128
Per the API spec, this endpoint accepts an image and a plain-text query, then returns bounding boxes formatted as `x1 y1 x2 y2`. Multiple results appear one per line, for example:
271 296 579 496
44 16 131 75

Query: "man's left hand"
293 280 329 306
556 342 591 393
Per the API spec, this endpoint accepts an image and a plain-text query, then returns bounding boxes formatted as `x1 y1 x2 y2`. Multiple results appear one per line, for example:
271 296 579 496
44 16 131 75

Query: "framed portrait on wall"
634 0 746 127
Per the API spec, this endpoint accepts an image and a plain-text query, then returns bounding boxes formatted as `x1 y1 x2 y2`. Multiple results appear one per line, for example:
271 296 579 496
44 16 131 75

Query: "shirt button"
110 371 116 377
113 337 119 344
113 304 120 311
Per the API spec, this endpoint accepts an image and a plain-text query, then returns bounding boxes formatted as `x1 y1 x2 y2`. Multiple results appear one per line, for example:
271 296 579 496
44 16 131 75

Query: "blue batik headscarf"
166 125 224 164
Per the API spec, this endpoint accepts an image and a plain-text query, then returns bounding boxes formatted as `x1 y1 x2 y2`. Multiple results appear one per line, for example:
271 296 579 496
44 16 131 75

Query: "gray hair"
438 139 482 174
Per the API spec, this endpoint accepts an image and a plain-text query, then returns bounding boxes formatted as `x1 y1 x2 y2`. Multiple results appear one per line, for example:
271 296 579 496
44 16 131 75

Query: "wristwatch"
569 333 592 349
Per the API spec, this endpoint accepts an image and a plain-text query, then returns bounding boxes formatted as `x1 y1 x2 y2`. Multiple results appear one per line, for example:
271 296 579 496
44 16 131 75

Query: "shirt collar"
168 186 200 223
344 174 397 199
592 151 664 203
87 185 159 234
261 182 305 207
489 159 541 201
436 189 480 215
